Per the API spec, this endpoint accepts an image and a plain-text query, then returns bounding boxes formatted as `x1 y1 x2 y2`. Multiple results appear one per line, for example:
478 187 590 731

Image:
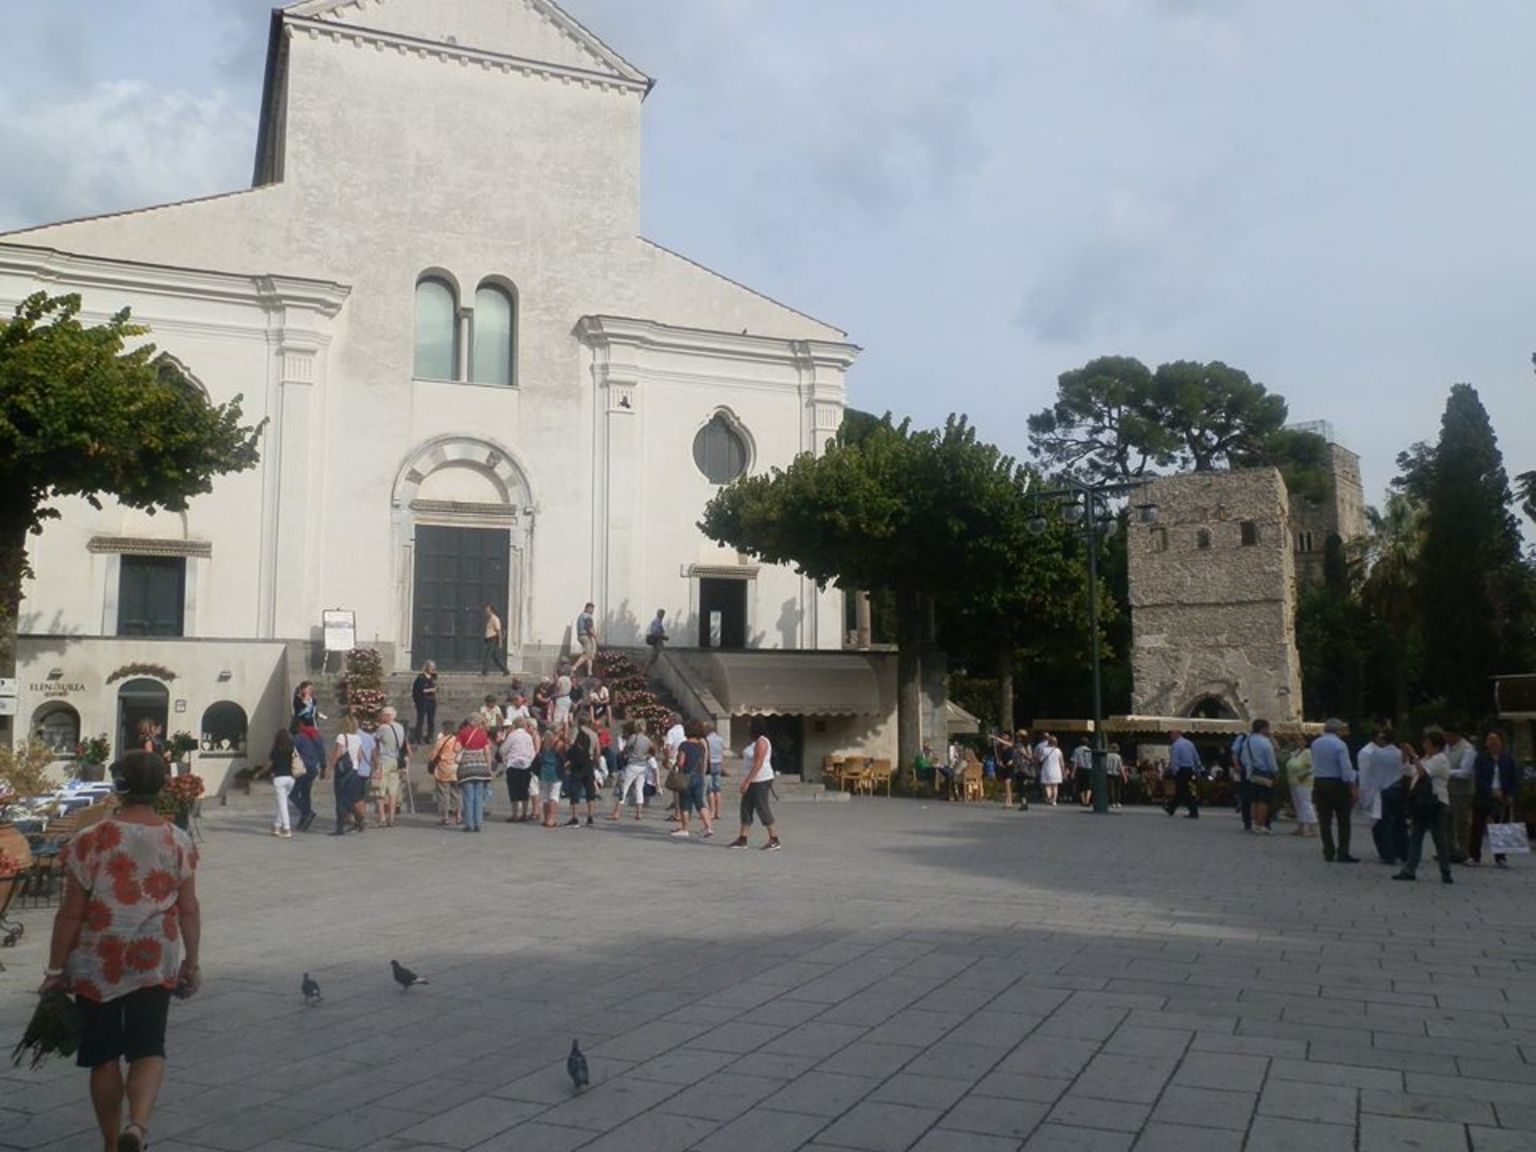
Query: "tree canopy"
701 414 1077 761
1027 355 1310 488
0 292 265 676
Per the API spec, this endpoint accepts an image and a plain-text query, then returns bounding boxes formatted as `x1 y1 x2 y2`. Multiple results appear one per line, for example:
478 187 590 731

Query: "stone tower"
1128 468 1303 724
1286 422 1368 590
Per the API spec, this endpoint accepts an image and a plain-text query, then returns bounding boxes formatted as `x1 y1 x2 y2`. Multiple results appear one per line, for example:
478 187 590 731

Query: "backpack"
1408 770 1440 820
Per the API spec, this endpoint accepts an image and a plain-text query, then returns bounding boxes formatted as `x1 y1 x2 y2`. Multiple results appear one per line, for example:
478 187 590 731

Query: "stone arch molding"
1180 683 1247 723
392 436 534 511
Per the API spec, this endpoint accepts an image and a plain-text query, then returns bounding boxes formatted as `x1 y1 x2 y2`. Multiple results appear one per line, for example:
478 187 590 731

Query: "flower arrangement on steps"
595 651 678 733
342 647 385 732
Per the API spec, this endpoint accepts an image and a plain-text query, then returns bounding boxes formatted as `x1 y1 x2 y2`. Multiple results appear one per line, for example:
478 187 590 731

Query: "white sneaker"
669 829 690 838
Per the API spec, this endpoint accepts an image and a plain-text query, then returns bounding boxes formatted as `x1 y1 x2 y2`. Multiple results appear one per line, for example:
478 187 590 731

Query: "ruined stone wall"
1291 441 1368 590
1129 468 1304 724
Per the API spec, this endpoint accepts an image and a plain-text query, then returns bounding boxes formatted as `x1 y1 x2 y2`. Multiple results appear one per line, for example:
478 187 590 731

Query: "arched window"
200 702 248 756
1195 528 1212 551
32 703 81 755
471 283 516 386
693 413 750 484
414 277 458 381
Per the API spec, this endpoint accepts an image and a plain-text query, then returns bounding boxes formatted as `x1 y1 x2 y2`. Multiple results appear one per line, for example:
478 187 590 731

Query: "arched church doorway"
393 438 533 671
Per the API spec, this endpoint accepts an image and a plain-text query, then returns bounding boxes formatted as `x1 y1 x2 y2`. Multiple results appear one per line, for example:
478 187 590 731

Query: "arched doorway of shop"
117 678 169 760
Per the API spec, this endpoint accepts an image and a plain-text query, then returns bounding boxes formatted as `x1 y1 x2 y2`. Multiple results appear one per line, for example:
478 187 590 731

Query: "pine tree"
1417 385 1534 723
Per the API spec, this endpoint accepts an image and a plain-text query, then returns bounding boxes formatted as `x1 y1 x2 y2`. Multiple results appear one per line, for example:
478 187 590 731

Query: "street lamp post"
1030 479 1156 815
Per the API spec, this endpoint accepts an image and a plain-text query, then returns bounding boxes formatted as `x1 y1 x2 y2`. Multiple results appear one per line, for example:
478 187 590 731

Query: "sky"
1 0 1533 513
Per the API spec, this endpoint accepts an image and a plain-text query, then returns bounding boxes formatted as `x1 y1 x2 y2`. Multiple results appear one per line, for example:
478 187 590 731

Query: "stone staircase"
384 671 539 736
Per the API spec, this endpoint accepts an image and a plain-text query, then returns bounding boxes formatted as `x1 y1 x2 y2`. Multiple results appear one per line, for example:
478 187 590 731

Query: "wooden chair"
822 756 846 790
867 759 894 797
844 759 873 796
961 762 984 802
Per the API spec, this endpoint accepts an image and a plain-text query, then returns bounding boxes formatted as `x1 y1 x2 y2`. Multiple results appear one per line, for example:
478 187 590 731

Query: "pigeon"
566 1039 589 1091
301 973 322 1005
391 960 429 990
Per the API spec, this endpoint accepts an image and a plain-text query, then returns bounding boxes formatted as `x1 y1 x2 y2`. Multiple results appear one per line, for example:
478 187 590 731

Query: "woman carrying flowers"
39 751 201 1152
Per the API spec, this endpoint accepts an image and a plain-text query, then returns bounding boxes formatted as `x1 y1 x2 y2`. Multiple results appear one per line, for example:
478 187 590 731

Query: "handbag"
1486 822 1531 856
663 769 689 793
291 750 308 779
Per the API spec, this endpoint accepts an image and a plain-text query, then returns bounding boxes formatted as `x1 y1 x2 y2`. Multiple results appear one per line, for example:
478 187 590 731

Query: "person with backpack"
1236 720 1279 834
1394 729 1453 883
327 717 367 836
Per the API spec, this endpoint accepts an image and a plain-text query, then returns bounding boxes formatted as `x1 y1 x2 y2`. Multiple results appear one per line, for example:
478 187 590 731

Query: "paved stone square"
5 791 1536 1151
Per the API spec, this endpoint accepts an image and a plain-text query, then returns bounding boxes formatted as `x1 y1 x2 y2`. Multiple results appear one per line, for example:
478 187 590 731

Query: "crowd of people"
1172 717 1522 882
941 719 1524 886
272 665 783 851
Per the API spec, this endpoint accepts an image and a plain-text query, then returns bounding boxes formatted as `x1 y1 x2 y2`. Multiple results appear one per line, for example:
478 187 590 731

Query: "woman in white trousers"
1287 741 1316 838
268 727 297 838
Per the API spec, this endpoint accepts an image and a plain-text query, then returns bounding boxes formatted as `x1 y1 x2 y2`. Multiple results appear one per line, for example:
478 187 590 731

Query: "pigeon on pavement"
391 960 429 989
302 973 322 1004
567 1039 589 1090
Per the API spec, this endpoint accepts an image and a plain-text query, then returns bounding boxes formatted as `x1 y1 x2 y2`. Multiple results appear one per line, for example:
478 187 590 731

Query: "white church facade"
0 0 861 767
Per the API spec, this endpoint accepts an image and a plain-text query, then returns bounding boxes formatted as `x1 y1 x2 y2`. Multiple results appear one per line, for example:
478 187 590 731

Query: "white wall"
0 1 857 676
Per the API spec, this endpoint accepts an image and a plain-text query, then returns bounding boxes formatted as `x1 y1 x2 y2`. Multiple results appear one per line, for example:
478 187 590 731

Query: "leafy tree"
1296 535 1370 723
1028 355 1318 487
701 415 1038 766
1417 384 1535 722
1517 469 1536 527
0 293 264 681
1026 356 1176 484
1152 360 1289 472
939 473 1105 734
1360 491 1427 725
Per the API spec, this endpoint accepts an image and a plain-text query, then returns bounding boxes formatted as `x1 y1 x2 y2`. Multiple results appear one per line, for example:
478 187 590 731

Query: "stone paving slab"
5 793 1536 1151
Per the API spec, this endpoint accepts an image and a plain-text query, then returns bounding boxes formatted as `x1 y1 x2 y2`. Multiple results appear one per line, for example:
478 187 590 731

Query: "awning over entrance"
946 700 980 735
1031 715 1324 739
700 652 882 717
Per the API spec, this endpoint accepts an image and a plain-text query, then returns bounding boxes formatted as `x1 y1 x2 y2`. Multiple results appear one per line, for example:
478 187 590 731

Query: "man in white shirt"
1444 725 1477 864
1357 727 1408 866
481 604 509 675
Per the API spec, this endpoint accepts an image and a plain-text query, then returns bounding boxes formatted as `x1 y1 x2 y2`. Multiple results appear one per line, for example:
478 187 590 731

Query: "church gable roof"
282 0 650 89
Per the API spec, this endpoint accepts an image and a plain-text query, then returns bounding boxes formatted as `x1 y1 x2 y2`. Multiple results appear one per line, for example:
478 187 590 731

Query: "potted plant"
72 733 112 783
167 731 198 772
154 773 205 831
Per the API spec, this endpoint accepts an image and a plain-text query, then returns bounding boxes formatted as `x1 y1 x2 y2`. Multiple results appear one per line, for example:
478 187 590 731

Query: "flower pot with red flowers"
155 773 205 831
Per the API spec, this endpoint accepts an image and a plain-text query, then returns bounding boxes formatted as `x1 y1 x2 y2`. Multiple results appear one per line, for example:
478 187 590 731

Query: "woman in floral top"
39 751 201 1152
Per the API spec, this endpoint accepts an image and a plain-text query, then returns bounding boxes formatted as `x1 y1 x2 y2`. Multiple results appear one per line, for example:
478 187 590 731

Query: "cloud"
0 81 254 233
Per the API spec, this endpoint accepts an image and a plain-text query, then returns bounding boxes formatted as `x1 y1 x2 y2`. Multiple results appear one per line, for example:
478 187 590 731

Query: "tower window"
1196 528 1212 551
1240 520 1259 546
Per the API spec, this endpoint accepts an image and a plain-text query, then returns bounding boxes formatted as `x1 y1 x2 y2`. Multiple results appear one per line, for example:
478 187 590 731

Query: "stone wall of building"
1129 468 1304 724
1289 437 1368 590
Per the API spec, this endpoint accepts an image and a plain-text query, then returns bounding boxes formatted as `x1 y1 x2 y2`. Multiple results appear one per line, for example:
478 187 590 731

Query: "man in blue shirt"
1238 719 1280 834
1164 727 1200 818
1309 718 1359 863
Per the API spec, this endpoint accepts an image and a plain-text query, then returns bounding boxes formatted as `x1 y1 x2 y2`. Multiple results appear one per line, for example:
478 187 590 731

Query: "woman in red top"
455 716 494 831
40 751 201 1152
